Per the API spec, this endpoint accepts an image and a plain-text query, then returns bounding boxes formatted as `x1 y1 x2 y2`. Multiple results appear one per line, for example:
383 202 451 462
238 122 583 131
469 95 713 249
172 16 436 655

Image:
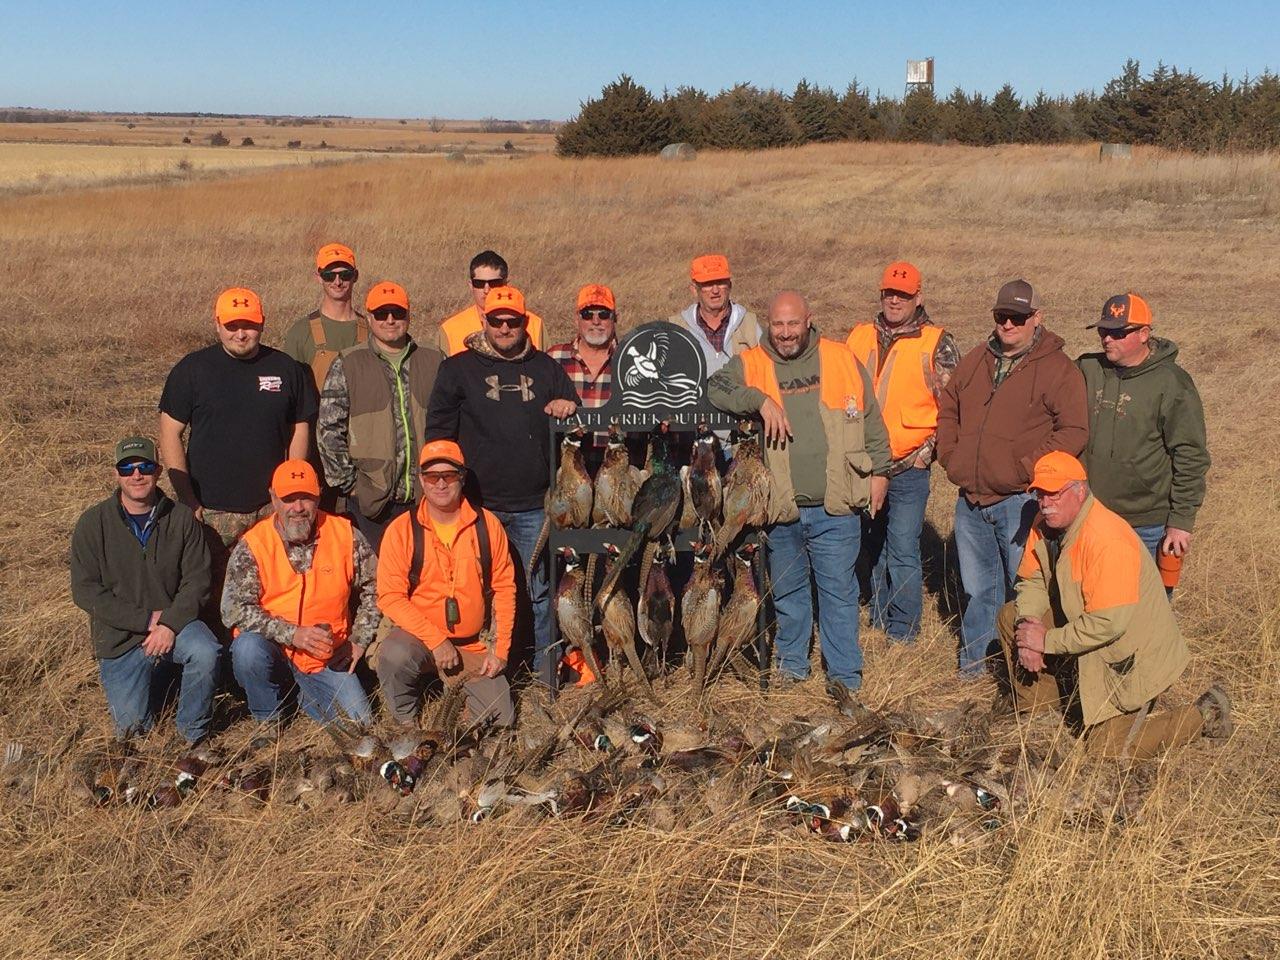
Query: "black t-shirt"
159 344 317 512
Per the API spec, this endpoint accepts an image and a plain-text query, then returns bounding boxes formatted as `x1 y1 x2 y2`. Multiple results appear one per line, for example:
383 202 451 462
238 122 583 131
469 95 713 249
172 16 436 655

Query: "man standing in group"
71 436 220 747
999 452 1230 758
159 288 316 612
223 460 377 726
709 290 890 712
318 280 442 551
847 262 960 643
1078 293 1209 590
667 254 760 377
426 285 579 682
279 242 368 391
546 283 619 471
936 279 1087 676
376 441 517 728
437 250 545 357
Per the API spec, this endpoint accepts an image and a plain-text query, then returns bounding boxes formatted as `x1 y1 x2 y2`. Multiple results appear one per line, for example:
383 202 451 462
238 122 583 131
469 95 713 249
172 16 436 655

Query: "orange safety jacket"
438 304 545 357
377 498 517 660
739 338 866 413
241 512 355 674
847 324 942 460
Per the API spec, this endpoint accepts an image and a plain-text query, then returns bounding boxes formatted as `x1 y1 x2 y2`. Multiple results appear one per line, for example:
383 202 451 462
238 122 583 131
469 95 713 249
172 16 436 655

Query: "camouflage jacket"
220 521 381 646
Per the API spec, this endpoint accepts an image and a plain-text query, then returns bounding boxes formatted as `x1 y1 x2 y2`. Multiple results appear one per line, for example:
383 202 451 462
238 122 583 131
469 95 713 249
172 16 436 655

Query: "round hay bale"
1099 142 1133 161
660 142 697 162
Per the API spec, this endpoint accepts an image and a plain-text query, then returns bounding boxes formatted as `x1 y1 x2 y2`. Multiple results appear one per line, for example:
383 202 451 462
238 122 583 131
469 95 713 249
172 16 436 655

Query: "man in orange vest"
1000 452 1231 758
847 262 959 642
436 250 545 357
709 290 890 711
222 460 379 726
376 440 517 727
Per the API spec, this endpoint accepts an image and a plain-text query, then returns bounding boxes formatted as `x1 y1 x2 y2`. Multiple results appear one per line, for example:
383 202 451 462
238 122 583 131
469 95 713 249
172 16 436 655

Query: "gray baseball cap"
992 279 1041 317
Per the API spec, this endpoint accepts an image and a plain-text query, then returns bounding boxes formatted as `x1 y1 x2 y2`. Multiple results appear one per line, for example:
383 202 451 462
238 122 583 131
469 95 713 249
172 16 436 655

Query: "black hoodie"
70 492 212 659
425 332 580 512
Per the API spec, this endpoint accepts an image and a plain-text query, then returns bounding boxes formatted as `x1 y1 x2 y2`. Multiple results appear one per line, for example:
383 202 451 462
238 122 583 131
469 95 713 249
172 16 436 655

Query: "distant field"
0 116 556 154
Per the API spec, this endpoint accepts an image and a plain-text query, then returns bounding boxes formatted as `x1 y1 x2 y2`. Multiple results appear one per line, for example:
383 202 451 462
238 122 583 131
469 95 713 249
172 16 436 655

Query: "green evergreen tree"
836 81 879 141
990 84 1023 142
555 74 669 157
791 79 842 143
898 87 940 142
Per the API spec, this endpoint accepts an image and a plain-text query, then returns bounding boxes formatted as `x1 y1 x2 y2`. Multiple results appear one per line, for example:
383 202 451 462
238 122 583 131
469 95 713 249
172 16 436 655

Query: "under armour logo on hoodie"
485 375 535 402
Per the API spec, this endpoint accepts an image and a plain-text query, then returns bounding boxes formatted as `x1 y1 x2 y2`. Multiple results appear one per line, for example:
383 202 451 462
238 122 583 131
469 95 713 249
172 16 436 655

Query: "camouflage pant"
203 506 271 636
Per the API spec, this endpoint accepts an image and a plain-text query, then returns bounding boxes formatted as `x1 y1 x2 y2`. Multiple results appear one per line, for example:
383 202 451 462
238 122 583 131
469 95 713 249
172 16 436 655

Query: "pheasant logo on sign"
615 325 704 410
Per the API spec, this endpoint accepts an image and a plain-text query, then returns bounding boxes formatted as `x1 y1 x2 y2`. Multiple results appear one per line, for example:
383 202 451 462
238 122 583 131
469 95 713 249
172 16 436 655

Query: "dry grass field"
1 141 1278 959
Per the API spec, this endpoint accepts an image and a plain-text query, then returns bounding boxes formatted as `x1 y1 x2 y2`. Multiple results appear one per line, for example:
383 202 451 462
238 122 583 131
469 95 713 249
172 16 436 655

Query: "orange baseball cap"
214 287 264 326
1089 293 1153 330
315 242 355 271
484 285 527 317
880 261 922 296
271 459 320 498
690 254 731 284
418 439 467 470
365 281 409 312
576 283 616 312
1029 452 1088 494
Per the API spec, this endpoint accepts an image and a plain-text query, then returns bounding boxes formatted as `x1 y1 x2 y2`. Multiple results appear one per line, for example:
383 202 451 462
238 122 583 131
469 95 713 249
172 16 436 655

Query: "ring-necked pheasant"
595 423 682 611
681 540 722 692
599 542 658 703
711 420 769 561
531 429 594 573
555 547 606 687
685 423 723 542
638 538 676 671
592 424 641 528
708 542 761 680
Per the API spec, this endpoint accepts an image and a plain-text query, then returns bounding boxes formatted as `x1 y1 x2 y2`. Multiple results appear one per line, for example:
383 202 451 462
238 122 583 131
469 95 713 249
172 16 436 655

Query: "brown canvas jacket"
936 328 1088 505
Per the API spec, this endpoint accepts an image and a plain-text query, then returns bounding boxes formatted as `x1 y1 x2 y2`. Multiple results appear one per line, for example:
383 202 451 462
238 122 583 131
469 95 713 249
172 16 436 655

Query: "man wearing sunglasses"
426 285 580 681
159 287 316 624
280 242 368 392
936 278 1087 677
847 262 960 644
317 281 442 551
223 460 378 728
1077 294 1208 589
665 254 760 377
546 283 620 467
437 250 545 357
71 437 220 746
376 440 517 727
997 452 1230 759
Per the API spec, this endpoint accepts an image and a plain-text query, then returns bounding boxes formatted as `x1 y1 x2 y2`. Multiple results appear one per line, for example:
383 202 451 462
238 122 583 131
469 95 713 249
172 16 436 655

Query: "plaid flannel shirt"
546 337 615 447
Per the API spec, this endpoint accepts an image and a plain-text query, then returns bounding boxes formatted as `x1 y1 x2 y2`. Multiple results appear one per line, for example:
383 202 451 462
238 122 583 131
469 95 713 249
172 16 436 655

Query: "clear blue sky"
4 1 1276 119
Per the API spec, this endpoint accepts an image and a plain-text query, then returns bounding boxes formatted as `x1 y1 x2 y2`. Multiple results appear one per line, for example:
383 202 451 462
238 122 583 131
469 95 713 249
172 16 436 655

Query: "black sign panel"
553 321 738 432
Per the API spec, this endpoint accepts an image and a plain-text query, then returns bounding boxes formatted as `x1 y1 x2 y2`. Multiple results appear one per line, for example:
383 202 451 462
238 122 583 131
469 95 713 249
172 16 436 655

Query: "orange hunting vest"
847 324 942 460
241 512 355 674
439 305 546 356
740 338 866 413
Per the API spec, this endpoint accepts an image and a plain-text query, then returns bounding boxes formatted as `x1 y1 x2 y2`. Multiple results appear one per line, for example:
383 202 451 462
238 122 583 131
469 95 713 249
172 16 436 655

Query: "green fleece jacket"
70 492 211 659
708 326 891 505
1077 337 1209 530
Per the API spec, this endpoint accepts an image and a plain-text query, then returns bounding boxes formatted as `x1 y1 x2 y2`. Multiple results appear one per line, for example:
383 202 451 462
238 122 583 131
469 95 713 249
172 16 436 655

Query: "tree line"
556 61 1280 156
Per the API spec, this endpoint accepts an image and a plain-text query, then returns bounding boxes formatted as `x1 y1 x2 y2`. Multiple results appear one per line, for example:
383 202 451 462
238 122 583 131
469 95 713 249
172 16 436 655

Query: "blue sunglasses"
117 460 159 477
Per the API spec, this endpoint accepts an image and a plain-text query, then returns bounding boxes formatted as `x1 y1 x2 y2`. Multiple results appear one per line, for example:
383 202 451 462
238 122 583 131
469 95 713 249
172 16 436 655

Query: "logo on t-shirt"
258 376 283 392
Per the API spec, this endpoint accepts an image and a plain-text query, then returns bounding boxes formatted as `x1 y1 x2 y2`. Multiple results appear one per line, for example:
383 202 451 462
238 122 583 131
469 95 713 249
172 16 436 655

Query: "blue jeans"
864 466 931 642
953 493 1036 675
1132 523 1175 598
492 508 549 676
230 631 373 725
767 506 863 689
97 620 220 744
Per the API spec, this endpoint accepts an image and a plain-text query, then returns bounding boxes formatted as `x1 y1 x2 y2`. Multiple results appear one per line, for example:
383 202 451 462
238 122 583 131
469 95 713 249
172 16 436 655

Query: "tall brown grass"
0 143 1277 959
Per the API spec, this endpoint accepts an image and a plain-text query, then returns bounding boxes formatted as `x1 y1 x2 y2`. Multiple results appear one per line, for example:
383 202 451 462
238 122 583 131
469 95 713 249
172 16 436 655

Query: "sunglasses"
486 313 526 329
470 277 507 290
579 308 614 321
993 311 1031 326
371 306 408 322
117 460 159 477
419 469 465 486
881 290 916 302
319 268 357 282
1099 326 1141 339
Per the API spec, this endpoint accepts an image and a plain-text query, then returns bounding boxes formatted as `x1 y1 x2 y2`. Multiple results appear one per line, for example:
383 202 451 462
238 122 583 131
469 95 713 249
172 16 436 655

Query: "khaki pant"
376 627 515 728
996 603 1202 760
